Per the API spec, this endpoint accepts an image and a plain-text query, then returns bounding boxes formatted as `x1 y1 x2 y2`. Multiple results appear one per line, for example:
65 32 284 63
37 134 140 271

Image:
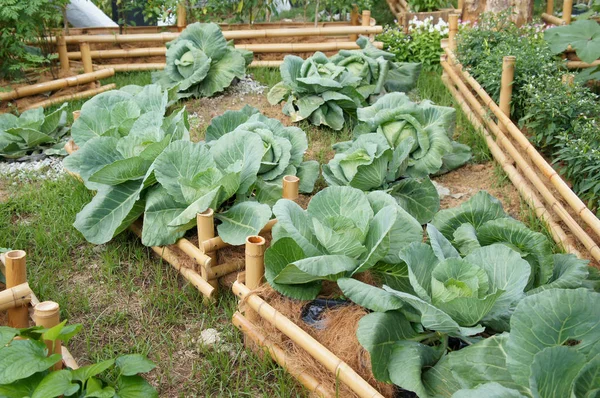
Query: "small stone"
432 180 451 198
198 328 221 346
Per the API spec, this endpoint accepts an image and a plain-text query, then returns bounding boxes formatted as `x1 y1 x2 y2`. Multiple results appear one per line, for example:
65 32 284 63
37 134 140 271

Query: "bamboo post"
442 58 600 260
546 0 554 15
402 13 409 34
57 36 69 74
232 312 330 398
499 56 516 132
79 41 96 89
232 281 384 398
5 250 28 328
177 2 187 32
563 0 573 24
350 5 359 41
34 301 62 370
0 283 31 311
444 48 600 241
245 236 266 290
448 14 459 51
361 10 371 27
457 0 464 12
22 84 116 112
562 73 575 85
282 175 300 201
0 69 114 101
73 110 81 120
197 209 218 291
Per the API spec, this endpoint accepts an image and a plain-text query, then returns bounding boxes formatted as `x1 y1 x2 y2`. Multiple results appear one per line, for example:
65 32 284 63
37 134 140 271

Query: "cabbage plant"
64 84 190 245
0 104 69 159
267 38 421 130
205 105 319 203
322 132 440 224
153 23 253 98
265 186 423 300
353 92 472 178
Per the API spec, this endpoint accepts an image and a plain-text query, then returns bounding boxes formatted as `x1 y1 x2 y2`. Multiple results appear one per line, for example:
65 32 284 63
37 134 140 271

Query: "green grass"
0 178 304 397
250 67 282 89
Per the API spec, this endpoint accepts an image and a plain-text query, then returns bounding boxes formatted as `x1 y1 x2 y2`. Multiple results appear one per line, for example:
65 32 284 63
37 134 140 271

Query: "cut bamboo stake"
54 26 383 44
5 250 28 328
129 222 216 300
245 236 266 290
61 346 79 369
0 69 114 101
79 42 96 89
34 301 62 370
22 84 116 111
0 283 31 311
499 56 515 132
563 0 573 24
232 312 330 398
282 175 300 201
440 70 580 257
457 0 464 12
362 10 371 27
541 13 565 25
350 5 360 41
442 60 598 259
448 14 459 51
445 48 600 241
567 60 600 69
177 2 187 32
72 110 81 120
232 281 384 398
57 36 69 74
546 0 554 14
197 209 218 291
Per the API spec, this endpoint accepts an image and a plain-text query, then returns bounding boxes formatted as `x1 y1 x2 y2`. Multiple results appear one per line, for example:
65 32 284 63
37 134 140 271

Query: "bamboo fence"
94 60 283 72
232 238 385 398
440 46 600 263
0 69 114 101
22 84 116 111
0 250 79 370
542 0 572 25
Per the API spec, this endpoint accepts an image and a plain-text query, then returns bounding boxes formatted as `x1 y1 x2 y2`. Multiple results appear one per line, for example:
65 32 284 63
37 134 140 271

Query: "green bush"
378 17 448 71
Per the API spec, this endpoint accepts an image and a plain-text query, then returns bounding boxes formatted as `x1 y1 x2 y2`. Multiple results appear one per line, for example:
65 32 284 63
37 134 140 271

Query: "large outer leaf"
274 255 358 284
451 383 526 398
529 346 587 398
427 224 460 261
357 312 418 382
264 238 322 300
527 253 589 295
63 136 123 190
338 277 405 312
196 49 246 97
389 177 440 224
544 21 600 64
31 370 79 398
431 191 508 240
177 22 228 60
506 288 600 388
204 105 258 141
116 375 158 398
353 205 397 274
384 62 422 93
388 341 444 397
399 242 440 301
272 199 324 257
573 353 600 397
215 201 271 245
0 340 61 385
141 185 190 246
74 180 145 245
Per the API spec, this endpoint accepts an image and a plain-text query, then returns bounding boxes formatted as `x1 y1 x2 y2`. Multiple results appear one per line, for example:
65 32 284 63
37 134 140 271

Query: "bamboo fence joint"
448 14 459 51
245 236 266 290
0 283 31 312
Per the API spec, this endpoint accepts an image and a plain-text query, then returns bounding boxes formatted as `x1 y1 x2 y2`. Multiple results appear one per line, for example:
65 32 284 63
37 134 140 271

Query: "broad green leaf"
115 354 156 376
197 49 246 97
0 339 62 384
353 205 397 274
453 223 481 256
142 185 190 246
544 21 600 64
215 201 272 245
529 346 586 398
307 186 373 234
63 136 123 190
427 224 460 261
267 81 291 105
167 186 220 227
296 160 320 193
573 353 600 397
357 311 418 382
506 288 600 388
0 372 45 398
272 199 324 257
452 383 526 398
389 177 440 224
0 327 19 347
399 242 440 301
31 370 80 398
527 253 589 295
71 359 115 382
204 106 257 141
388 341 444 398
312 217 367 258
265 238 321 300
274 255 358 284
116 375 158 398
338 278 404 312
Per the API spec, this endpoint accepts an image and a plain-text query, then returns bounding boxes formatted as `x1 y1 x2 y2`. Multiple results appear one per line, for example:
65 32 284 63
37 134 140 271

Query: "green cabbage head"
153 23 253 98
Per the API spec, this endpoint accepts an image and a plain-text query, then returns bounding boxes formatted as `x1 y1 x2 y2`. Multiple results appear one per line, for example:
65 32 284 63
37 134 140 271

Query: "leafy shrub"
265 186 423 300
267 37 421 130
153 22 253 98
408 0 451 12
336 192 597 396
0 322 157 397
0 105 69 159
378 17 449 70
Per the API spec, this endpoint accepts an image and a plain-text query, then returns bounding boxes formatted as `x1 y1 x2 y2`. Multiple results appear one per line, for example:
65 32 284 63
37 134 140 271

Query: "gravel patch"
230 75 266 96
0 157 65 182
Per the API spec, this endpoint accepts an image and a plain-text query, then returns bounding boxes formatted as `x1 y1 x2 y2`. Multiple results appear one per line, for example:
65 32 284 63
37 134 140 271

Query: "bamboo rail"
567 60 600 69
232 312 330 398
441 64 583 257
22 84 116 111
541 13 566 25
67 41 383 60
0 69 114 101
129 222 216 300
0 283 31 312
94 61 283 73
444 48 600 242
49 26 383 44
233 278 384 398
